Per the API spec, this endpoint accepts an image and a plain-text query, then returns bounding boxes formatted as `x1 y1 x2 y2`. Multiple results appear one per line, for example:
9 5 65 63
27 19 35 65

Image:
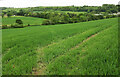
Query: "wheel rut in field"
32 42 57 75
32 48 45 75
70 25 113 51
49 32 98 64
32 28 97 75
32 25 113 75
32 28 95 75
32 33 83 75
70 33 97 51
49 25 113 64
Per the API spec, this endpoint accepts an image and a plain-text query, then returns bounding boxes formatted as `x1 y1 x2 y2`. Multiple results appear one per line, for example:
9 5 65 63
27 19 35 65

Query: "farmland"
2 16 45 26
33 11 86 14
2 18 118 75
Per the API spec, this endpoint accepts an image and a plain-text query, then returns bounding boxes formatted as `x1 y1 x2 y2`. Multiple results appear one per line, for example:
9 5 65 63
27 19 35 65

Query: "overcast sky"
0 0 120 8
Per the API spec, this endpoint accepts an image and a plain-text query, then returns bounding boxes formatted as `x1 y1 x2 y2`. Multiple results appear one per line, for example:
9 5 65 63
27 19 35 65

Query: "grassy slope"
2 18 118 75
46 24 118 75
2 16 45 25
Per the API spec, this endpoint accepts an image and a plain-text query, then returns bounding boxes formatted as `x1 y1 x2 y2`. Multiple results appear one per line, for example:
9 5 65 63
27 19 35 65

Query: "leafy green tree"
7 12 12 17
18 9 25 16
80 16 87 22
97 15 104 19
42 20 55 25
11 23 24 28
2 13 4 18
63 13 70 23
16 19 23 24
28 12 32 16
2 25 8 29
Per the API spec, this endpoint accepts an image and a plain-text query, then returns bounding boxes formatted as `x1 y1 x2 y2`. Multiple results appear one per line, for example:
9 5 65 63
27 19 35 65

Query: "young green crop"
46 24 118 75
2 18 118 75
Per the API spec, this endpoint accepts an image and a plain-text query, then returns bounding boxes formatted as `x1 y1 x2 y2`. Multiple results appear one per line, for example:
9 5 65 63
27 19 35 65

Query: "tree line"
31 4 118 13
1 4 119 29
2 4 119 18
29 12 117 25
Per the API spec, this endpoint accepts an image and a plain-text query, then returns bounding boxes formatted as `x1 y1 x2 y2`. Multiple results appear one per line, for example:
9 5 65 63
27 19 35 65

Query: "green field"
56 11 86 14
2 16 45 26
2 18 118 75
33 11 86 14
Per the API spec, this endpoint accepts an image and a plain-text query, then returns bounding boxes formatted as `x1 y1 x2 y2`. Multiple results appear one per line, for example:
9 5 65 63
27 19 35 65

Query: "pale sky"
0 0 120 8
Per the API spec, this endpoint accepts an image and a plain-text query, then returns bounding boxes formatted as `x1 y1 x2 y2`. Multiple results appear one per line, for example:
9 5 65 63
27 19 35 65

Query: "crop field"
2 16 45 26
2 18 118 75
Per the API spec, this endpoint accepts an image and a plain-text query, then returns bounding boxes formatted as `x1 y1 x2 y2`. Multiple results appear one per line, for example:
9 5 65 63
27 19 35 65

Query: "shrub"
2 25 8 29
97 15 104 19
118 14 120 17
7 12 12 17
11 23 24 28
16 19 23 24
42 20 55 25
80 16 88 22
28 24 30 26
106 15 116 18
2 13 4 18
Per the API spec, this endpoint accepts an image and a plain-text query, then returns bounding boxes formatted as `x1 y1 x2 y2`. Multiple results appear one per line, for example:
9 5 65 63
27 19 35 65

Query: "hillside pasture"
2 16 45 26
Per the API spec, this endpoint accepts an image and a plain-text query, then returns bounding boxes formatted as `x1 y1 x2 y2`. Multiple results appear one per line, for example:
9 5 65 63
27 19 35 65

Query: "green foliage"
42 20 55 25
7 12 13 17
2 13 4 18
28 24 30 26
11 23 24 28
18 9 25 16
79 16 88 22
2 25 8 29
29 4 118 13
39 12 117 25
16 19 23 24
2 5 118 26
97 15 104 19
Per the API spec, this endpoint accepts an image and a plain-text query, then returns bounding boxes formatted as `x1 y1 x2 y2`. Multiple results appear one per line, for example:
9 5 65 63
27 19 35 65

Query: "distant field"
2 16 45 25
2 18 118 75
33 11 86 14
57 11 86 14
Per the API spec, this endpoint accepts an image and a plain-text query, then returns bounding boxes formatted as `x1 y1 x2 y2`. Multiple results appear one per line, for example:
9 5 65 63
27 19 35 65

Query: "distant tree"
42 20 55 25
110 9 118 13
28 12 32 16
50 16 59 24
7 12 12 17
2 25 8 29
97 15 104 19
63 13 70 23
16 19 23 24
107 10 112 14
18 9 25 16
80 16 87 22
1 7 7 10
2 13 4 18
28 24 30 26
